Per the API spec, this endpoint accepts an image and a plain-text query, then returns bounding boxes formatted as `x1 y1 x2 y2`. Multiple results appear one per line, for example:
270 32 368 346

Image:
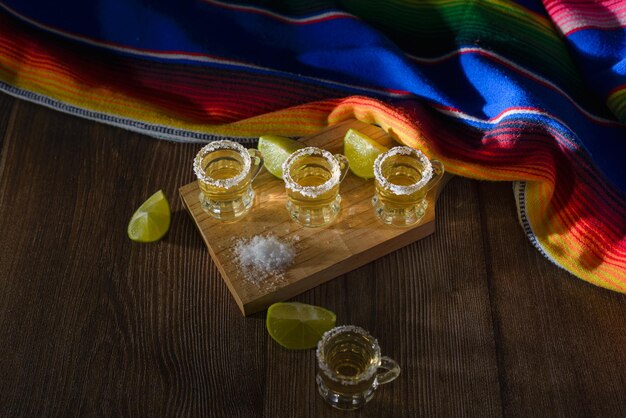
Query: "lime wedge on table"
266 302 336 350
344 128 389 179
127 190 171 243
258 135 305 179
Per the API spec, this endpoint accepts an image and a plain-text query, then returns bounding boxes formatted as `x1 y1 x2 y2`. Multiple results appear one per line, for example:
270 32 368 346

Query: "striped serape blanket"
0 1 624 291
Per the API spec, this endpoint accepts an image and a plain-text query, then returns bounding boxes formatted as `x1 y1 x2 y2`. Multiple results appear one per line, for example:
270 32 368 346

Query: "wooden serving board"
180 119 450 316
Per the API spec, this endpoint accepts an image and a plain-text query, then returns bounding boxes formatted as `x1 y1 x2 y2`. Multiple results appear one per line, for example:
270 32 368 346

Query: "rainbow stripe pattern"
0 0 624 291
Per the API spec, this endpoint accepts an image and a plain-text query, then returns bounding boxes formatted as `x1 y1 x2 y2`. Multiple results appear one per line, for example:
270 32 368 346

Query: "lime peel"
127 190 171 243
344 128 389 179
258 134 305 179
266 302 336 350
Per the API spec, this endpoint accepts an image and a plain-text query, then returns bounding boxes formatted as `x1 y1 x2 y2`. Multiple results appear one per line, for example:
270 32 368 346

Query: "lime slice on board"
266 302 337 349
127 190 171 243
344 128 389 179
258 135 305 179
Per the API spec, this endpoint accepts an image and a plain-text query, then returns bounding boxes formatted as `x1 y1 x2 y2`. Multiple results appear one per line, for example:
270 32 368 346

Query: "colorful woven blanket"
0 1 624 291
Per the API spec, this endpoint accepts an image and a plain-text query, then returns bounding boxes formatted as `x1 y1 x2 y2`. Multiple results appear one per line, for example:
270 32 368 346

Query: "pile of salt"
233 234 296 284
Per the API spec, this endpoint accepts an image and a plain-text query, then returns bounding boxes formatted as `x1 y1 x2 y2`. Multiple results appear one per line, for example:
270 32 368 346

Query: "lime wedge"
127 190 171 243
258 135 304 179
266 302 336 350
344 128 389 179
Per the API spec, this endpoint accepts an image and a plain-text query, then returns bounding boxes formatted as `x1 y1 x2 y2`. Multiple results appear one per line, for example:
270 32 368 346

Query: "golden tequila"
372 146 443 227
282 147 349 227
194 140 263 222
316 326 400 410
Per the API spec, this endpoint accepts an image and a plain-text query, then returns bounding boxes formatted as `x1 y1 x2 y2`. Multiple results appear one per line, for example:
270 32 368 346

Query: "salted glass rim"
193 140 251 189
282 147 341 198
316 325 381 385
373 146 433 195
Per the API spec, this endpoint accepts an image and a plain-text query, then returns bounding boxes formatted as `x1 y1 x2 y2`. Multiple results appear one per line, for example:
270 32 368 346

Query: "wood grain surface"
180 119 450 316
1 93 625 417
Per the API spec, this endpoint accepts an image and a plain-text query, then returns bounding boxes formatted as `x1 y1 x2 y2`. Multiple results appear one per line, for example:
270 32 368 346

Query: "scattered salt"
233 234 296 285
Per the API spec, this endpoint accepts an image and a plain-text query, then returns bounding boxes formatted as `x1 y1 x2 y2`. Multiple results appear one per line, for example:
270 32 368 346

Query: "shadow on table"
165 209 206 252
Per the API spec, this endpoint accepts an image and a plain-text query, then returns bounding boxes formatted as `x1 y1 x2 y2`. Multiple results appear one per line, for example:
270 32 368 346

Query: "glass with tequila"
193 140 263 222
372 146 444 227
316 325 400 410
282 147 349 228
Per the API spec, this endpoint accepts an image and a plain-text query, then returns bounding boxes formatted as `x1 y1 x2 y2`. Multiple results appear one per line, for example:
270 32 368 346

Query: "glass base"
316 374 376 411
372 196 428 227
286 195 341 228
199 187 254 222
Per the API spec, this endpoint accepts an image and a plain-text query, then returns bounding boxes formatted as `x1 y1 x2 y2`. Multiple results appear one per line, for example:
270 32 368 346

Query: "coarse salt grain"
282 147 341 198
373 146 433 196
193 140 251 189
233 234 296 284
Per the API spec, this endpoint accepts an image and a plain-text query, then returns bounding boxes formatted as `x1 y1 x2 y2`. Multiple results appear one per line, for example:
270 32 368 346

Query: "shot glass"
193 140 263 222
316 325 401 411
282 147 349 228
372 146 444 227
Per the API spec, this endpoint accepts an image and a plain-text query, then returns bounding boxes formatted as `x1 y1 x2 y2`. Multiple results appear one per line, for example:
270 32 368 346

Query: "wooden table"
1 92 625 417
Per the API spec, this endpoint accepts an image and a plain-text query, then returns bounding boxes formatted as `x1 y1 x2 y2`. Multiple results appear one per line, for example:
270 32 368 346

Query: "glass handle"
377 356 400 385
334 154 350 182
248 148 264 181
425 159 444 191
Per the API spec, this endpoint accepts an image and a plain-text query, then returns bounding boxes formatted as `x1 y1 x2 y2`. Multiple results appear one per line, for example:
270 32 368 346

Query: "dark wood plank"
3 92 626 417
264 178 502 417
0 92 16 163
0 96 503 417
0 98 267 417
479 181 626 418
